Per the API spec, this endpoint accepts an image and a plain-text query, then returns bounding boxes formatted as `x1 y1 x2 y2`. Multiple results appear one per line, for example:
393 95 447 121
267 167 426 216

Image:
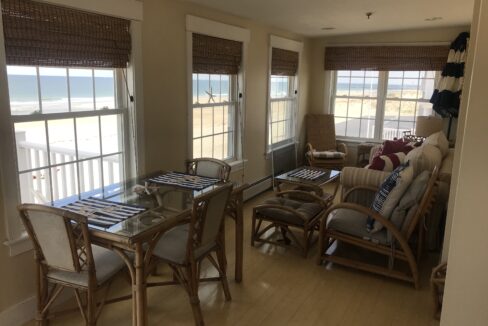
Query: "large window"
268 75 296 148
7 65 127 205
333 70 437 140
192 73 237 160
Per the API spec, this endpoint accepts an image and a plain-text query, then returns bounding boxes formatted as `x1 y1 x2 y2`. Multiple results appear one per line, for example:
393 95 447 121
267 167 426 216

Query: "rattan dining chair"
147 183 233 326
18 204 129 326
186 157 232 181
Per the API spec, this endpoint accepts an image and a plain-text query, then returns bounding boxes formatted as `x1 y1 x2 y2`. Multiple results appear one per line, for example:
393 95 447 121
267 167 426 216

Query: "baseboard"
243 176 272 201
0 295 36 326
0 288 74 326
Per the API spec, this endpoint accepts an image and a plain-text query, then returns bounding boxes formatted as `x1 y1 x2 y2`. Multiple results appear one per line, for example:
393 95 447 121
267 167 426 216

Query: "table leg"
235 194 243 283
135 243 147 326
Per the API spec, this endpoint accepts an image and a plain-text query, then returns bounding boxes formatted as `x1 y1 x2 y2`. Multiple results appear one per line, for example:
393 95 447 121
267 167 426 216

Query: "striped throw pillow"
366 152 406 172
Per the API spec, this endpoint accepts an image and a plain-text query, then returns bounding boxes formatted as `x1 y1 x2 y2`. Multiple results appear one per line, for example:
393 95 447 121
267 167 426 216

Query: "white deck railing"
16 131 121 204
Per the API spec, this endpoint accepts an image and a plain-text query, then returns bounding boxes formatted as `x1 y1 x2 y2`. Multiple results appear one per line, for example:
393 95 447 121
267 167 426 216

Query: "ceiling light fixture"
425 16 443 21
366 12 374 19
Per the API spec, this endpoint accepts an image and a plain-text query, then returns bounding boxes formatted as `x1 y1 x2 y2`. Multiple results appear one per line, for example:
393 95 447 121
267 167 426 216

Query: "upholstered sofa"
340 134 454 250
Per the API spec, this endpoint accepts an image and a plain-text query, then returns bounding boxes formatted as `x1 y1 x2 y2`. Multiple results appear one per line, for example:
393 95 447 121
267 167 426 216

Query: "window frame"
266 35 303 154
330 70 439 141
185 16 251 166
0 12 144 256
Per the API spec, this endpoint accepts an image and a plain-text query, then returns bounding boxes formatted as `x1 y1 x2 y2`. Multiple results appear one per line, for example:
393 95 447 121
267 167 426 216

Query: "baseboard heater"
243 176 273 201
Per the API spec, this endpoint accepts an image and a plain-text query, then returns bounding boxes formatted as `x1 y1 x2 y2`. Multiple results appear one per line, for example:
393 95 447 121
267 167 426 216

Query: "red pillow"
367 152 406 171
382 140 414 155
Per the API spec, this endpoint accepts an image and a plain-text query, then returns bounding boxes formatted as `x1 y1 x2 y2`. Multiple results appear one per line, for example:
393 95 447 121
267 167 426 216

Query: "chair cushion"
309 150 345 159
256 197 323 226
367 162 414 233
327 208 389 245
47 245 126 288
152 224 215 265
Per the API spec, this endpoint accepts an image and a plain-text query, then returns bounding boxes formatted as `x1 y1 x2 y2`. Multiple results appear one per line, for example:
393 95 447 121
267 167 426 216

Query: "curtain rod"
324 42 451 47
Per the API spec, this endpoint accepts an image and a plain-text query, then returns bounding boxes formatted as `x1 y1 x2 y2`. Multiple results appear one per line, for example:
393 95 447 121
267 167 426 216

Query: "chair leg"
36 263 49 326
216 247 232 301
251 212 256 247
187 262 204 326
86 288 96 326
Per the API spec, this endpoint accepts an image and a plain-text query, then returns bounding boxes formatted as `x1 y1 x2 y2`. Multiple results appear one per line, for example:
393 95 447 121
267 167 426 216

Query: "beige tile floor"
24 183 441 326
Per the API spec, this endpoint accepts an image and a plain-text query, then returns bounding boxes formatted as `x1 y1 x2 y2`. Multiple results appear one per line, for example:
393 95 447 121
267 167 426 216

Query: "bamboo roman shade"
1 0 131 68
324 46 449 71
192 33 242 75
271 47 299 76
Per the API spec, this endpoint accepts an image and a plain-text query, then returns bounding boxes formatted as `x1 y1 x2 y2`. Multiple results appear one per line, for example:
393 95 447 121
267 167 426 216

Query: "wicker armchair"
252 190 330 257
317 167 438 288
305 114 348 170
186 157 231 181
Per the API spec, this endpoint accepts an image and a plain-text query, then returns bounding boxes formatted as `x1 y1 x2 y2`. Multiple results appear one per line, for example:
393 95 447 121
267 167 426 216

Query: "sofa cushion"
367 152 406 172
327 208 389 245
405 144 442 176
424 131 449 157
256 197 323 226
367 162 414 233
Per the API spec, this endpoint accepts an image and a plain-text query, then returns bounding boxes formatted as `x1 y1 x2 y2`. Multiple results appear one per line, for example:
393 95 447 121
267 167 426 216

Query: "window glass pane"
348 99 362 118
193 108 202 138
197 74 209 104
213 134 224 159
417 102 434 117
360 119 376 138
101 114 123 155
336 77 350 96
7 66 39 115
398 121 415 137
384 100 400 120
192 74 198 104
399 101 417 122
40 67 69 114
402 79 419 99
69 68 94 112
387 78 403 98
419 78 435 100
103 154 123 197
19 169 51 204
345 118 360 137
76 116 100 159
79 158 102 198
221 75 230 102
193 138 201 159
210 75 221 102
214 106 224 134
364 78 378 97
15 121 48 171
48 119 76 164
224 105 233 132
94 69 115 109
224 132 232 159
362 99 377 119
201 107 213 136
201 136 213 157
334 98 348 117
335 117 346 136
350 71 365 77
337 70 350 77
389 71 403 78
349 78 364 97
404 71 420 78
52 163 78 203
382 121 400 140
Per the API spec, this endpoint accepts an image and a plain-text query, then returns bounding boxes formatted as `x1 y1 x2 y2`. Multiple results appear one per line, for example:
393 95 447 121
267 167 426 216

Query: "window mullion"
376 71 388 140
36 66 43 114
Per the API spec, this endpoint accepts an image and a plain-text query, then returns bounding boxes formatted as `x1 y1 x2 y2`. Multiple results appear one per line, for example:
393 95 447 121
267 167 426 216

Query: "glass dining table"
56 171 248 326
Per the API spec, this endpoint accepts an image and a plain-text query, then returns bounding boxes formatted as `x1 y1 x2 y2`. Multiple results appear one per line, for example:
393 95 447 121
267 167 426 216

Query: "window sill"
336 137 383 145
4 234 33 256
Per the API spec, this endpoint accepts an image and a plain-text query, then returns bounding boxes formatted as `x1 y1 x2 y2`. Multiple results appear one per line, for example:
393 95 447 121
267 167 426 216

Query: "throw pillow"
382 139 415 155
367 162 414 233
367 152 406 172
311 150 345 159
424 131 449 157
405 144 442 176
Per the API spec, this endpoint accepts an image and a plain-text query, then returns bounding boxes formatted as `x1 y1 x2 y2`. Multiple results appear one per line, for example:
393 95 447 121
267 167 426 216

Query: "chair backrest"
18 204 95 273
306 114 338 151
186 157 231 181
187 183 233 257
403 166 439 240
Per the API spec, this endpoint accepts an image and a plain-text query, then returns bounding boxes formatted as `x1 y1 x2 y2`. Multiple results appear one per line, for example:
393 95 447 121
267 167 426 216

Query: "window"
7 65 127 206
332 70 438 140
268 75 297 148
192 73 237 160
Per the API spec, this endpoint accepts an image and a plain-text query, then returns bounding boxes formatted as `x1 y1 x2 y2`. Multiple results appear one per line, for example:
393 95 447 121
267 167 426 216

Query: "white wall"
441 0 488 324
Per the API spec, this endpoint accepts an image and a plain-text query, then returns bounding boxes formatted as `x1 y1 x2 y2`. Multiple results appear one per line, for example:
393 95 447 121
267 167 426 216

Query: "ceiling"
182 0 474 36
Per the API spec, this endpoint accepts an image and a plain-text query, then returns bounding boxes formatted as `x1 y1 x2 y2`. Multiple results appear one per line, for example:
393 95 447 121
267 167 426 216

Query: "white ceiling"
182 0 474 36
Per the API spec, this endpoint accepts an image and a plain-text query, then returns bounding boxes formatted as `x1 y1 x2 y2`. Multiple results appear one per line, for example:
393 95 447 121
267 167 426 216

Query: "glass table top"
275 166 340 186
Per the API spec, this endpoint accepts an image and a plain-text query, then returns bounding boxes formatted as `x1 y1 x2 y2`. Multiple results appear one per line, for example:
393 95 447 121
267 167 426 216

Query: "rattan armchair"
252 190 330 257
147 183 233 326
18 204 129 325
305 114 348 170
317 167 438 288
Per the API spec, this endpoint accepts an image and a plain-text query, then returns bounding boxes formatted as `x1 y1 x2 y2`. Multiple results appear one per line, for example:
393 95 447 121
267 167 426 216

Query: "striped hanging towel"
430 32 470 118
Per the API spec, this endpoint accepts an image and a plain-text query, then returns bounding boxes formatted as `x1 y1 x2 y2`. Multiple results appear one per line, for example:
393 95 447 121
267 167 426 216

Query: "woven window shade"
271 47 299 76
192 33 242 75
324 46 449 71
1 0 131 68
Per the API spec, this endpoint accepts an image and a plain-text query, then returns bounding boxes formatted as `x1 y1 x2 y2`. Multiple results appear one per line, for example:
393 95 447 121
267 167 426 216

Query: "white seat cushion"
47 245 126 288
